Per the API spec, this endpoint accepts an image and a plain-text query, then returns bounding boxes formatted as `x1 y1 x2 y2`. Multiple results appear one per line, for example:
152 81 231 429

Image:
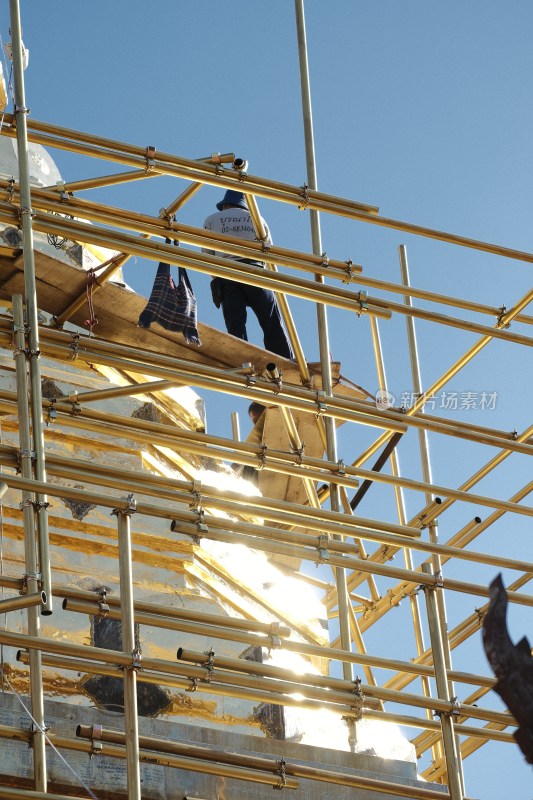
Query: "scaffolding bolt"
335 459 346 476
321 252 329 268
186 676 199 692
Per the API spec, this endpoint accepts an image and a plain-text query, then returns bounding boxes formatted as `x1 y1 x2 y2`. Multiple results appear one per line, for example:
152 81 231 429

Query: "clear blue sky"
3 2 533 797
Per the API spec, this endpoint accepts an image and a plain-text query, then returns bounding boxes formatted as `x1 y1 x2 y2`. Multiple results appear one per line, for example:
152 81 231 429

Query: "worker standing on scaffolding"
203 190 294 359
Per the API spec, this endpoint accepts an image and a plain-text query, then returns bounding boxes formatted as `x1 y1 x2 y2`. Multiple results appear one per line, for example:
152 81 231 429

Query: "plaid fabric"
138 261 201 346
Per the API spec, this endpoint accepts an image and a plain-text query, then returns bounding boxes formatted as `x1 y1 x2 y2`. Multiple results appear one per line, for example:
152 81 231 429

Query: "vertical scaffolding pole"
369 316 440 763
12 295 47 792
113 496 141 800
421 563 463 800
399 244 465 791
9 0 52 615
294 1 355 748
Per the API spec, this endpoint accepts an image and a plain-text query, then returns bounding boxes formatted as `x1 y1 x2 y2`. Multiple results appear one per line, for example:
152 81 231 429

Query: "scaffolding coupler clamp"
189 480 202 510
20 498 49 512
257 443 268 470
343 259 355 284
5 177 15 203
145 145 156 173
474 606 487 625
350 676 366 721
89 724 103 758
97 588 110 615
22 571 42 591
274 757 287 790
496 305 510 329
46 400 58 426
128 647 143 672
186 676 199 692
315 390 327 418
201 649 216 682
68 332 80 360
194 507 208 539
356 290 368 317
68 399 81 417
55 180 71 203
321 252 329 268
28 721 49 748
434 698 460 720
298 184 310 210
112 493 137 518
290 443 305 465
16 448 36 473
261 239 271 254
315 533 330 566
335 459 346 476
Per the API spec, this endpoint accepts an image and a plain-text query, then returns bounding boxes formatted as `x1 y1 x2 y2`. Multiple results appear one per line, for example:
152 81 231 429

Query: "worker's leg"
220 279 248 340
246 285 294 358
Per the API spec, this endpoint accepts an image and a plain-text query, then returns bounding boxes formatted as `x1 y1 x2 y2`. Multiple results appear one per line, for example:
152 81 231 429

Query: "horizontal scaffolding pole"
1 322 530 458
0 114 380 216
13 648 509 759
0 443 530 576
11 184 533 339
1 472 532 608
4 115 533 266
0 591 46 614
73 723 475 800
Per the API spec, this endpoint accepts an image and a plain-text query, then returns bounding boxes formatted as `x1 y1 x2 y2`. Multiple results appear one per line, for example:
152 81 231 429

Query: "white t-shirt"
202 208 272 262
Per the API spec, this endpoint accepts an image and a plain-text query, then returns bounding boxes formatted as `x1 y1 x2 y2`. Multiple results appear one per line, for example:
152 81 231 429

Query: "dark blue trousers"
220 275 294 359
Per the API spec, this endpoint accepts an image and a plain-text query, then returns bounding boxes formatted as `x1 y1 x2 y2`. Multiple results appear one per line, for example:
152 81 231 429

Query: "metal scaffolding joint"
350 677 366 721
290 443 306 465
274 757 288 790
195 507 208 537
144 145 156 172
5 177 15 203
46 401 57 425
128 647 143 672
316 533 330 565
315 390 327 416
201 649 216 682
257 443 268 470
112 493 137 518
97 589 110 615
16 448 36 472
342 259 355 284
298 184 310 210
